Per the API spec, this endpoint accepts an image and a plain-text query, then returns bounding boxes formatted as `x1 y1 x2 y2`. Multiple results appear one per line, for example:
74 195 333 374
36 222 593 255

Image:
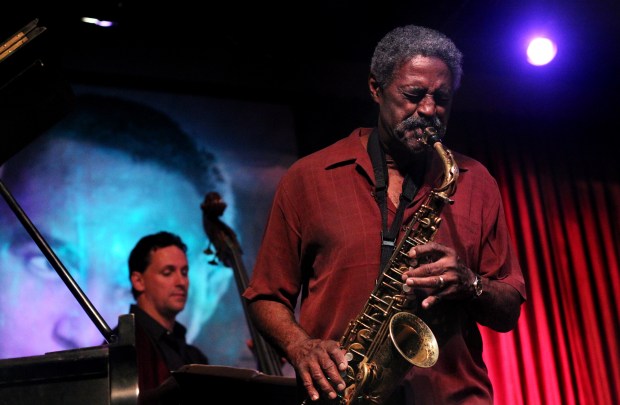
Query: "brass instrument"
336 128 459 405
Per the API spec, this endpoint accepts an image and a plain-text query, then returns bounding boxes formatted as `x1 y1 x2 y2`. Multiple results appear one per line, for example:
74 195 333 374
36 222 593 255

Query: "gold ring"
438 275 445 288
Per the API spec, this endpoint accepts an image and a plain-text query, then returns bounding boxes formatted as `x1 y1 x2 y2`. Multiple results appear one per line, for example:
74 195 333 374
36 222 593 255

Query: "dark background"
3 1 619 160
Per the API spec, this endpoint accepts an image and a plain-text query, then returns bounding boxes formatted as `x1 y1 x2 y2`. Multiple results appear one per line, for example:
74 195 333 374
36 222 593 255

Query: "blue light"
526 36 557 66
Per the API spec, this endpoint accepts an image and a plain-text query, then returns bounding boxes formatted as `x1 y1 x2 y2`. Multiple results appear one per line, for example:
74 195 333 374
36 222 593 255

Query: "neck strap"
367 129 419 270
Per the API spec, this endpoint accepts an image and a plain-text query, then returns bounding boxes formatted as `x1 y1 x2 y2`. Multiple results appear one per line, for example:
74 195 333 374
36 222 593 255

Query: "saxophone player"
243 24 526 405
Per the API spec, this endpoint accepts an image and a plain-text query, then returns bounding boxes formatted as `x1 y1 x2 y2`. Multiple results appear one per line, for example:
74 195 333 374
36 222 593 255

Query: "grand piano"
0 19 297 405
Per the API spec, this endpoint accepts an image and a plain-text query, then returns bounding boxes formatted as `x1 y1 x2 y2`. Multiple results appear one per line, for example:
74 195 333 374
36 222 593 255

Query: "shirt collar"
322 127 374 176
320 127 469 197
129 303 187 340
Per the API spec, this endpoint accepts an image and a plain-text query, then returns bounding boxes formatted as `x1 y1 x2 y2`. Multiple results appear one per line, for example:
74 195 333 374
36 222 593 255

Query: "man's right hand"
286 337 349 402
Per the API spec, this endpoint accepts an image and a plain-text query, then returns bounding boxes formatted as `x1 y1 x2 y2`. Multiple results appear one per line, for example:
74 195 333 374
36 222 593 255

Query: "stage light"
526 36 557 66
81 17 116 28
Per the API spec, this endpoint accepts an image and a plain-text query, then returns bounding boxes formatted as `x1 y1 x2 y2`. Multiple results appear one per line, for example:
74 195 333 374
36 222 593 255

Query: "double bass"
201 191 283 376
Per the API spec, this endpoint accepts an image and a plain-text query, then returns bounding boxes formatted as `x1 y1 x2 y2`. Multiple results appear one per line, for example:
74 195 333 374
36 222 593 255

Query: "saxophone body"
336 128 459 405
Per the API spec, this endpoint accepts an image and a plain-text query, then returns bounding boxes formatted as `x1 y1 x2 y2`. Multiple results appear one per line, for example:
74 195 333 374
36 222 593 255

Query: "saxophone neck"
423 127 459 199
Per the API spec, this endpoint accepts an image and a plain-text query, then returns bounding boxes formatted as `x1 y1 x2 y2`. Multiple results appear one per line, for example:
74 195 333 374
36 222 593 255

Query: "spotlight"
81 17 116 28
526 36 557 66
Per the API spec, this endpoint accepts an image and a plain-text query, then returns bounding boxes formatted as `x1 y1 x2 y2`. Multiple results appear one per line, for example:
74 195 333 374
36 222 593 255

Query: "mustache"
400 116 445 137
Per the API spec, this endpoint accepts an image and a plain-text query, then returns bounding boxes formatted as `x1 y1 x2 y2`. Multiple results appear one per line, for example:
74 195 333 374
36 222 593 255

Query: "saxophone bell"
389 312 438 369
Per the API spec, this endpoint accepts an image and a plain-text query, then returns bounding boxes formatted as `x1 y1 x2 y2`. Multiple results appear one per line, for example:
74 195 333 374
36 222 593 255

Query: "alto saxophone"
337 128 459 405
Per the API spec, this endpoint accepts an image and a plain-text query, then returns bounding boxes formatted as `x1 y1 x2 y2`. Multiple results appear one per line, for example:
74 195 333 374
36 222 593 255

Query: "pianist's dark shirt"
110 304 208 402
130 304 208 371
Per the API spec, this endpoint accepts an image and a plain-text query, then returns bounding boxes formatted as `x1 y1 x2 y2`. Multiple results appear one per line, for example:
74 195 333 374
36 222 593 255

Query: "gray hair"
370 25 464 91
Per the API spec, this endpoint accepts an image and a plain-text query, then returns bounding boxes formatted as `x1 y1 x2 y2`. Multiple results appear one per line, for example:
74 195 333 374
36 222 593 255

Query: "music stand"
170 365 298 405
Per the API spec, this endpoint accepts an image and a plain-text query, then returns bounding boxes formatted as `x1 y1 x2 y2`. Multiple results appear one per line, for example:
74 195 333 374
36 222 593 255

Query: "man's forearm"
247 299 310 358
469 278 523 332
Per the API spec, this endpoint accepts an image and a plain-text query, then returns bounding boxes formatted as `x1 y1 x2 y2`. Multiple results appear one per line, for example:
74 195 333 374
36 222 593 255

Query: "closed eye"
404 91 451 107
9 233 80 280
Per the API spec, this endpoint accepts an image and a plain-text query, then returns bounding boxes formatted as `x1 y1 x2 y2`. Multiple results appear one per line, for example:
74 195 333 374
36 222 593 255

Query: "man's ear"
130 271 146 293
368 75 381 102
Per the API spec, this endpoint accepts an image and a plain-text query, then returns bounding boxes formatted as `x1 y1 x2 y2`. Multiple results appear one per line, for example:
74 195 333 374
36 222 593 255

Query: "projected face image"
0 95 232 359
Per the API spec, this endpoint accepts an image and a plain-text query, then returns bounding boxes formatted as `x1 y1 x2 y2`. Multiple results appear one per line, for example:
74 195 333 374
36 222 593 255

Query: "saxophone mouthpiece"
423 127 442 146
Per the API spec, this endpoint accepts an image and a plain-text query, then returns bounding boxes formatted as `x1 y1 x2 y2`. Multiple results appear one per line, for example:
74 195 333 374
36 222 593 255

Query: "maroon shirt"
244 127 526 404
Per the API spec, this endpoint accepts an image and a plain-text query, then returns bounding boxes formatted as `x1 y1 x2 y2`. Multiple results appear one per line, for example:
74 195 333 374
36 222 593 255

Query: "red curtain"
470 127 620 404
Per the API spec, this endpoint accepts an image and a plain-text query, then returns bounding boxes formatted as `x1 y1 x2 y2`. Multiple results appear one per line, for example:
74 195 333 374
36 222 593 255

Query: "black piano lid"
0 17 75 166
